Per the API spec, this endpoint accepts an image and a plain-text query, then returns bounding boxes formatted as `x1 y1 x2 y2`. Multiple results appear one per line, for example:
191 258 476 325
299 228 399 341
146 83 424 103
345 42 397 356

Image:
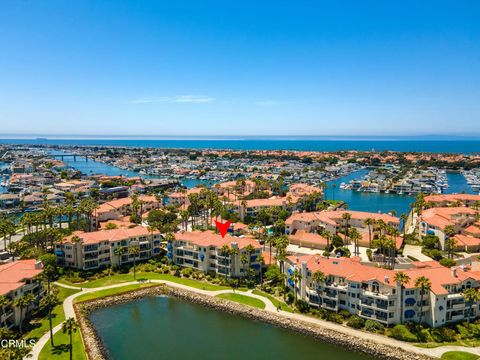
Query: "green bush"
387 324 418 342
325 312 344 324
366 248 372 261
339 309 352 320
181 267 193 277
346 315 365 329
295 299 310 313
431 327 457 343
439 258 456 268
365 320 385 333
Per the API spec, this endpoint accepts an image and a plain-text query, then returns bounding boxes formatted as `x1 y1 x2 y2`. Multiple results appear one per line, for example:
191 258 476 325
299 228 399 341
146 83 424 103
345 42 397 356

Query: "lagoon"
89 296 371 360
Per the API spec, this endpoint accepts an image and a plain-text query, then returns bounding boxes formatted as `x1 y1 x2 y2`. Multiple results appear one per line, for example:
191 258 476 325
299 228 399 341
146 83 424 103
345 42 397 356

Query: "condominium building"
285 255 480 328
420 207 479 250
0 259 44 329
172 230 262 277
55 227 162 270
95 195 162 222
424 194 480 208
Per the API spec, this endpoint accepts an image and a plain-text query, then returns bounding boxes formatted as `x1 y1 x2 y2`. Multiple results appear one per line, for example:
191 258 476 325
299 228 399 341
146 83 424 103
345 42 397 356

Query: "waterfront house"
0 259 44 329
95 195 162 223
285 255 480 327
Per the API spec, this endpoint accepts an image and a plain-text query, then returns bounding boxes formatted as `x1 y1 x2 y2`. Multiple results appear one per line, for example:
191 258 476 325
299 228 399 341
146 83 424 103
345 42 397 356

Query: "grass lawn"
441 351 479 360
74 283 159 303
59 272 236 291
216 293 266 309
252 289 293 312
39 326 86 360
26 286 81 341
416 339 480 349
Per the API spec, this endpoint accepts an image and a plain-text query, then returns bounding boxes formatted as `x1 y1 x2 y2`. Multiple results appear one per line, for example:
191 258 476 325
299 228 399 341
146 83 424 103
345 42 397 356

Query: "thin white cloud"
255 100 279 106
129 95 215 104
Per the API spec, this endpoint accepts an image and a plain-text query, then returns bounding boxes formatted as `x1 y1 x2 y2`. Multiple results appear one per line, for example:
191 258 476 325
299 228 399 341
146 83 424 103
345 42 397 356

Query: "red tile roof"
63 227 159 245
0 259 43 295
175 230 261 250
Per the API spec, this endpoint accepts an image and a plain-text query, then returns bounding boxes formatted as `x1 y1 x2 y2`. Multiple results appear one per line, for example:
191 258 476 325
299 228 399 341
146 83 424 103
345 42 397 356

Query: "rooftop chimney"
451 267 457 278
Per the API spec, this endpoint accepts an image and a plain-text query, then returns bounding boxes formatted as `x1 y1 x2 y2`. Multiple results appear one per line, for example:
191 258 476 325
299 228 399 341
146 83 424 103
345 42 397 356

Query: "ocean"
1 137 480 153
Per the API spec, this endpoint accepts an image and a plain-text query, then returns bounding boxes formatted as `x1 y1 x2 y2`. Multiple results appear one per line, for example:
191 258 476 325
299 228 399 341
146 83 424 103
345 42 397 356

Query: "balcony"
448 302 465 310
361 289 393 300
1 310 14 323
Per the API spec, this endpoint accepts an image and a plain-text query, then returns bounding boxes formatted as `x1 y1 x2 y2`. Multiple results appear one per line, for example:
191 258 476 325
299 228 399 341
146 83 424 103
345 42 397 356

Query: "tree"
349 228 361 257
114 246 126 267
414 276 431 325
394 272 411 324
62 317 78 360
0 295 9 328
291 268 302 302
312 270 326 305
342 212 352 245
364 218 374 248
463 288 480 324
14 293 35 332
40 292 58 346
444 225 457 259
128 245 140 280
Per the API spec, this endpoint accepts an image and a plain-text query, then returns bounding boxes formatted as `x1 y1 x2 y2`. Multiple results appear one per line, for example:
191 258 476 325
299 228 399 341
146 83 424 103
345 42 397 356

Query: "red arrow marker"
215 220 231 238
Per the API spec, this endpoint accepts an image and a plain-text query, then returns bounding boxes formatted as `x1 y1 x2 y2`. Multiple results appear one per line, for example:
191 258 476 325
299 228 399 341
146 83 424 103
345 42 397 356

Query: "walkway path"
27 279 480 360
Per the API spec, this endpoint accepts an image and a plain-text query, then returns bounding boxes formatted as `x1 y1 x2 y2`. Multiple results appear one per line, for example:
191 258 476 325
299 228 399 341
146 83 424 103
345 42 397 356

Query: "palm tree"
240 254 248 278
291 268 302 302
394 272 411 324
229 246 239 277
14 292 35 332
114 246 126 267
0 295 10 328
463 288 480 324
444 225 457 259
128 245 140 280
414 276 431 325
220 244 230 279
62 317 78 360
400 214 408 239
40 293 58 346
364 218 374 248
349 228 361 257
342 212 352 245
312 271 326 306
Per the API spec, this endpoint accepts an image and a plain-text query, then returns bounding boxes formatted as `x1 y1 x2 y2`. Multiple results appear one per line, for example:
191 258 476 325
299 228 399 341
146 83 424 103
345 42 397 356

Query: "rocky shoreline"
75 285 435 360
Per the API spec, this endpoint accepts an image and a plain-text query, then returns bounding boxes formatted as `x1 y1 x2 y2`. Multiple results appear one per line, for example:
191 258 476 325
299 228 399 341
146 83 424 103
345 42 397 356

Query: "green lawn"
416 339 480 349
216 293 266 309
74 283 159 303
441 351 479 360
39 326 86 360
252 289 293 312
27 286 81 341
59 272 236 291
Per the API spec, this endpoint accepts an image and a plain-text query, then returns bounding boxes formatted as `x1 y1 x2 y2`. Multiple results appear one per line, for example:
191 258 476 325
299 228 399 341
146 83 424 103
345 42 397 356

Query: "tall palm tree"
400 214 408 239
463 288 480 324
40 293 58 346
14 292 35 332
444 225 457 259
414 276 431 325
240 254 248 278
220 244 230 279
229 246 239 277
364 218 374 248
349 228 361 257
62 317 78 360
312 270 326 306
291 268 302 302
394 272 411 324
342 212 352 245
114 246 126 267
128 245 140 280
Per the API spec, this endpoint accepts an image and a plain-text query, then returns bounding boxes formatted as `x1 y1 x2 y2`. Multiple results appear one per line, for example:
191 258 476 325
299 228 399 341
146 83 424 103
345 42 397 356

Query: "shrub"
430 326 457 343
181 267 193 277
339 309 352 320
439 258 456 268
346 315 365 329
387 324 418 342
325 312 344 324
287 291 295 304
365 320 385 333
295 299 310 313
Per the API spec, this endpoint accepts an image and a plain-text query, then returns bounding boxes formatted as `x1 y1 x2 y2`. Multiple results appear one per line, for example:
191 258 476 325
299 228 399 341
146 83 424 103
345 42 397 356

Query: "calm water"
2 137 480 153
326 169 414 216
445 172 475 194
90 296 372 360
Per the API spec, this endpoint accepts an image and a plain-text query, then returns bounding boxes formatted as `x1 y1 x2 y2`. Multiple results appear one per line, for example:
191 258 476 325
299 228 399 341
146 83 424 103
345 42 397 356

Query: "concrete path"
27 279 480 360
403 244 433 262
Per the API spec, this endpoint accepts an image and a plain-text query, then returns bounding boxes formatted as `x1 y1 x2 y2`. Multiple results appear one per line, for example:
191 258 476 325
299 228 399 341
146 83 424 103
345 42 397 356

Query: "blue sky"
0 0 479 137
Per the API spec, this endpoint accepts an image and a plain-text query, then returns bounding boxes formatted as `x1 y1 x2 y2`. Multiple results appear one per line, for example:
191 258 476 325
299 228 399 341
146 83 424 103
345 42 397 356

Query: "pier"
51 154 89 162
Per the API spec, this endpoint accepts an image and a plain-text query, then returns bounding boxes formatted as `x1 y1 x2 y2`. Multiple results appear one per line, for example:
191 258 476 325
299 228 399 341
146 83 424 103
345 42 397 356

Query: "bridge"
51 154 89 162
